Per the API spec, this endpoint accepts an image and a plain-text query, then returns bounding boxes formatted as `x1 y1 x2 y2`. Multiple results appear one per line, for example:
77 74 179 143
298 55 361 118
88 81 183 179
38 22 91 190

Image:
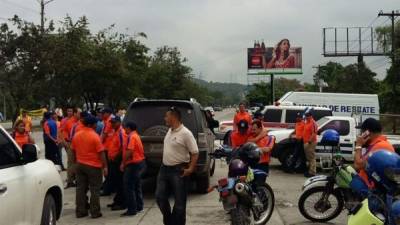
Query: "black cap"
84 115 98 125
80 111 89 118
125 121 137 130
237 119 249 130
101 108 113 114
111 115 121 123
357 118 382 133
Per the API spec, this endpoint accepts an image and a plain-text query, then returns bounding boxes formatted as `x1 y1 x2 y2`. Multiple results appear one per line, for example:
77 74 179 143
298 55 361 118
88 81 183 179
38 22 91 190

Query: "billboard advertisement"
248 39 302 74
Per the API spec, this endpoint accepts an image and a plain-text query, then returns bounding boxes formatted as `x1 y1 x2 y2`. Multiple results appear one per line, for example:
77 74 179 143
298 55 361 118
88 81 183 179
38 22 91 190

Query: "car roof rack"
134 97 147 102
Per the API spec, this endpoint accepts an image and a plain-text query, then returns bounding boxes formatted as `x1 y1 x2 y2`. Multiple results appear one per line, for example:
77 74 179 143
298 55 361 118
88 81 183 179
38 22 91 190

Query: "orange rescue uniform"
231 131 250 148
303 118 318 143
61 117 77 141
102 116 114 150
108 127 125 161
233 112 252 127
295 121 305 140
123 131 145 165
71 127 105 168
14 132 31 148
253 135 275 164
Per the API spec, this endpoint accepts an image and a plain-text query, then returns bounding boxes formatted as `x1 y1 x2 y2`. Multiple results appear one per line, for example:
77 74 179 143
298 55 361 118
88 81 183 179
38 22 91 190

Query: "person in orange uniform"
249 120 275 184
71 115 108 219
100 108 115 196
62 107 80 188
303 110 318 177
121 121 146 216
12 120 35 148
354 118 394 188
69 111 87 141
16 111 33 133
231 120 250 148
233 102 252 131
106 116 126 211
289 113 305 172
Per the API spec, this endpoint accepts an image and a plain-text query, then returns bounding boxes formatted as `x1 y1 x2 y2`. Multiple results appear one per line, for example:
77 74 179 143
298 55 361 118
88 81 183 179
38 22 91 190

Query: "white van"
278 91 379 120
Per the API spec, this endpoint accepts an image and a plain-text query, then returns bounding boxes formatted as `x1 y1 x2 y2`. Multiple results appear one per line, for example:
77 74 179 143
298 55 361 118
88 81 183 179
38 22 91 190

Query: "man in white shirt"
156 107 199 225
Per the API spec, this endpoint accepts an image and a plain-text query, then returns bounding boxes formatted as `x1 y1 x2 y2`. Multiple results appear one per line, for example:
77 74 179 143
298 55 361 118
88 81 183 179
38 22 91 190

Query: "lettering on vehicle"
294 103 376 114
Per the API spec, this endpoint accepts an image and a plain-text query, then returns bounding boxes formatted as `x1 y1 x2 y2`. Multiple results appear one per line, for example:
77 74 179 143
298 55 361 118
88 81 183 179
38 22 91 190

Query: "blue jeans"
124 161 146 214
156 164 189 225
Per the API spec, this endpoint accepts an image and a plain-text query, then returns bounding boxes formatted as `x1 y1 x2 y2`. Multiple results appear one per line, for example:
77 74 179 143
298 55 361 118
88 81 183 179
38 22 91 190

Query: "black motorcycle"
208 143 275 225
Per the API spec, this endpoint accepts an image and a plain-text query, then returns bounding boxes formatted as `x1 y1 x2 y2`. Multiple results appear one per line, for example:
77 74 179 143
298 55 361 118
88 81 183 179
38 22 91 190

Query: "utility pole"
38 0 55 34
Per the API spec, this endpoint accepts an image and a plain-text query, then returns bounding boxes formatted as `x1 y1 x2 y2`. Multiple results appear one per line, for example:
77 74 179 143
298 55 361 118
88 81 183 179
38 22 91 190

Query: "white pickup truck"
269 116 400 170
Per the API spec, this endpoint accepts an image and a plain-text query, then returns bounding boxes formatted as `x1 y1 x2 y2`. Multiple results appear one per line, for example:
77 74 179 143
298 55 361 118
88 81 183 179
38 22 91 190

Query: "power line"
0 0 39 14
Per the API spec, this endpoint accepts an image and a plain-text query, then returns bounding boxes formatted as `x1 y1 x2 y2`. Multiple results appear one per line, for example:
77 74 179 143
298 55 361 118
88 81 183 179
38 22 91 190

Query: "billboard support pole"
270 74 275 105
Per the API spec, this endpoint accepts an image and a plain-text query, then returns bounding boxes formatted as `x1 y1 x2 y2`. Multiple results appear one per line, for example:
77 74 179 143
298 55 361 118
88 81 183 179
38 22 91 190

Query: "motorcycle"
208 144 275 225
298 129 363 222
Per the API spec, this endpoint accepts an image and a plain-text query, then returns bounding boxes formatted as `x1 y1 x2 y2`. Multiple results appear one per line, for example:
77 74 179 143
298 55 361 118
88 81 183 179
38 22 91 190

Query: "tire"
231 204 251 225
254 183 275 225
41 194 57 225
196 172 210 194
298 186 344 222
279 147 293 171
210 159 216 177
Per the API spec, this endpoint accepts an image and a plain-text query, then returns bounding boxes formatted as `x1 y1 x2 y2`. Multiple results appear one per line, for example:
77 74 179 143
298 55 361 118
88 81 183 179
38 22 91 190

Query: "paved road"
31 109 347 225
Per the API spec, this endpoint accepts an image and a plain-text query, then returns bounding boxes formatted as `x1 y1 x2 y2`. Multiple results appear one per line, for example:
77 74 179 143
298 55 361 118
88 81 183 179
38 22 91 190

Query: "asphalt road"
30 109 347 225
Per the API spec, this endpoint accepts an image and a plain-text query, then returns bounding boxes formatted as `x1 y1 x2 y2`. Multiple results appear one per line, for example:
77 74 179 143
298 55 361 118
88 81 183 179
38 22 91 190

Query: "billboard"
248 39 302 75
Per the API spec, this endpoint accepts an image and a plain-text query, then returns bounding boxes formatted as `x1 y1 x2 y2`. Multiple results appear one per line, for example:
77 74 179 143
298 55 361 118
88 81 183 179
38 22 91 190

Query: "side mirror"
22 144 38 164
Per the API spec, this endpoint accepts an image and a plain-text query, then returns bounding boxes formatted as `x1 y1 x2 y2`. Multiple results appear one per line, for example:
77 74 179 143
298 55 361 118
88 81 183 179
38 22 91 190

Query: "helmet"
228 159 248 177
391 200 400 223
238 142 261 167
321 129 340 146
350 174 369 197
366 150 400 192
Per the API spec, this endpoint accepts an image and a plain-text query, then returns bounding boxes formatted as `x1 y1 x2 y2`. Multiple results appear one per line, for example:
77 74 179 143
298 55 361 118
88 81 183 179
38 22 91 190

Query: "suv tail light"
198 133 208 148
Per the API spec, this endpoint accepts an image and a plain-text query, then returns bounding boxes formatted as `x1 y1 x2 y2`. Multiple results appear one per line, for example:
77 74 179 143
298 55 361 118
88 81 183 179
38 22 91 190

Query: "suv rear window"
285 110 304 123
313 110 333 121
125 103 197 135
264 109 282 123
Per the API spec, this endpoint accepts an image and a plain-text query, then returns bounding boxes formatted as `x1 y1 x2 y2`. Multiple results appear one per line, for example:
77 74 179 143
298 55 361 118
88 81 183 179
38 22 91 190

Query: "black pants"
109 157 124 206
156 164 189 225
124 161 146 214
75 163 102 217
44 139 62 167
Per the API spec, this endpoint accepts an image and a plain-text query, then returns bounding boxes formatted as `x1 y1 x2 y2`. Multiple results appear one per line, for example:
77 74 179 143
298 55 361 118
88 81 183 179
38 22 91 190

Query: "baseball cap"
101 108 113 114
111 115 121 123
356 118 382 133
84 115 98 125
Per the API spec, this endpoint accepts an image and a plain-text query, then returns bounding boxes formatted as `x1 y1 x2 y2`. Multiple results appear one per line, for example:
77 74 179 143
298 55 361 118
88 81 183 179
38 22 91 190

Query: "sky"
0 0 398 84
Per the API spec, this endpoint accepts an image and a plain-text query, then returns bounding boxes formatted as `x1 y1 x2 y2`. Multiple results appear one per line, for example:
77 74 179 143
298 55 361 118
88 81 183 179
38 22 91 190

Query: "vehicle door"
200 110 215 151
0 129 28 225
316 119 353 161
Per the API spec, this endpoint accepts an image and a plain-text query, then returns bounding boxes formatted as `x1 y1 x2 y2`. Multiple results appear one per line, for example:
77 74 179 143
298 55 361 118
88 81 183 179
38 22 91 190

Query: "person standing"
303 110 318 177
156 107 199 225
100 108 115 196
230 120 250 148
233 102 252 131
17 110 33 133
95 109 104 135
106 116 126 211
43 112 62 168
289 113 305 172
62 107 79 188
121 121 146 217
12 120 35 148
71 116 108 219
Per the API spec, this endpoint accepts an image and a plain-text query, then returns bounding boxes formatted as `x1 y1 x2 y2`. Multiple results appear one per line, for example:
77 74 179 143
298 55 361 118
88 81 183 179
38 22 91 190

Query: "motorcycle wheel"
253 183 275 225
231 204 251 225
298 186 344 222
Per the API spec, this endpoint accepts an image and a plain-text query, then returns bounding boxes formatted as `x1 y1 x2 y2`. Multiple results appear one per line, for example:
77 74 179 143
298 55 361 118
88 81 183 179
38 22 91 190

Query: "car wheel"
41 194 57 225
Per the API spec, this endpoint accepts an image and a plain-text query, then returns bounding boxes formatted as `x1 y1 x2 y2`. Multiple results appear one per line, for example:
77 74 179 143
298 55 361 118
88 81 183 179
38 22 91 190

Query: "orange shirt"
71 127 105 168
231 131 249 148
69 121 85 141
108 127 125 161
359 135 395 187
233 111 252 127
303 118 318 143
295 121 305 140
18 116 32 132
253 135 275 164
62 117 77 141
102 116 114 149
14 132 30 148
123 131 145 165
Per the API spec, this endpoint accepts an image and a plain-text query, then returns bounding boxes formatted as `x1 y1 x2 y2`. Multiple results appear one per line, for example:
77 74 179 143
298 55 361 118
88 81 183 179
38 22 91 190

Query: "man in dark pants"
106 116 126 211
43 112 62 168
120 121 146 217
71 116 108 218
156 107 199 225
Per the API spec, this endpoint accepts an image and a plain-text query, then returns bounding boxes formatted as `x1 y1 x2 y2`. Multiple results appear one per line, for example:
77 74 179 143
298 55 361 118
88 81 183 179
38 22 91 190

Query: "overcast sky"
1 0 398 84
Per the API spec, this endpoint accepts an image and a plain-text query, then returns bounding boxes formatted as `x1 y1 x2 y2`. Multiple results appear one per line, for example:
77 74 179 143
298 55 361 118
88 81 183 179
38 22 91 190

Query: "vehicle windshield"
125 103 198 135
316 117 330 127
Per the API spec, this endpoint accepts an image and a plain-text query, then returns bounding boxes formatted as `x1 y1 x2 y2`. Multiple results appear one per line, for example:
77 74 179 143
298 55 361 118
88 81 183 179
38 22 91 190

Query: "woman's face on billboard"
280 40 289 51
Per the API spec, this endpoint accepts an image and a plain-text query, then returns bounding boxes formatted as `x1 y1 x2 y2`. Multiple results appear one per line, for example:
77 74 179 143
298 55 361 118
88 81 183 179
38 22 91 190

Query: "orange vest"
254 135 275 164
14 132 30 148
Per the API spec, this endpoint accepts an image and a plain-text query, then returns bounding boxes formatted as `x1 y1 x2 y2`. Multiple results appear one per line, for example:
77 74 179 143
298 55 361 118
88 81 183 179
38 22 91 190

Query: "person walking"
71 115 108 219
303 110 318 177
121 121 146 217
106 116 126 211
12 120 35 148
156 107 199 225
